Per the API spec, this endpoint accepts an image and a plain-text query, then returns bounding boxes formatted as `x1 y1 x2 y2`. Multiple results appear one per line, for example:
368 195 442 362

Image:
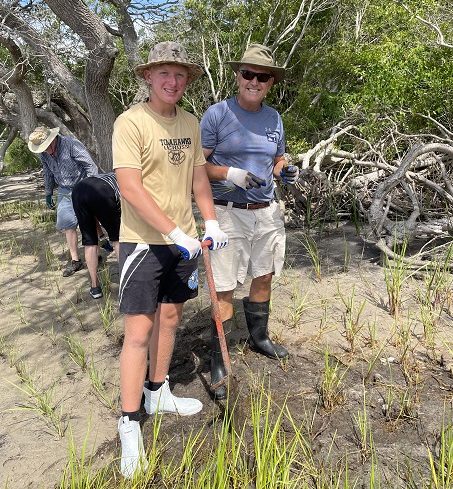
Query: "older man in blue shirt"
28 126 98 276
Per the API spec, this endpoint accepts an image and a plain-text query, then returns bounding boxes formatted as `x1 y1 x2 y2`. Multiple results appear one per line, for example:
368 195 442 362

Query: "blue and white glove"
280 165 300 185
167 226 202 260
203 220 228 251
227 167 266 190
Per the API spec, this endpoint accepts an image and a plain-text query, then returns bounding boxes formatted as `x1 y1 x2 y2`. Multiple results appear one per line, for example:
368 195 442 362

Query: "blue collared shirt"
40 135 98 195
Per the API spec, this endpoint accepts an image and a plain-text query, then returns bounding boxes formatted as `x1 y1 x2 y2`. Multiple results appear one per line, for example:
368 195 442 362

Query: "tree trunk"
44 0 118 170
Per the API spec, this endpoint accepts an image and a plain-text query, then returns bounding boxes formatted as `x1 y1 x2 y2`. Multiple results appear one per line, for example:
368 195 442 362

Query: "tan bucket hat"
227 43 285 83
28 126 60 154
134 41 204 83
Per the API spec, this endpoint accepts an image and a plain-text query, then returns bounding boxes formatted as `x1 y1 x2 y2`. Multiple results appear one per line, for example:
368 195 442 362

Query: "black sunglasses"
239 69 273 83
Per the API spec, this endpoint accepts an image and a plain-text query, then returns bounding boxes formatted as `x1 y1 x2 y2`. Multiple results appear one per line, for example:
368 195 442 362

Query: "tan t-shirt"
112 102 205 244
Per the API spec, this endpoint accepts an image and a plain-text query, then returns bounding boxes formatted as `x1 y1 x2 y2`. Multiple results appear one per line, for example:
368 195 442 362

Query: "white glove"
226 167 265 190
167 226 202 260
280 165 300 185
203 220 228 251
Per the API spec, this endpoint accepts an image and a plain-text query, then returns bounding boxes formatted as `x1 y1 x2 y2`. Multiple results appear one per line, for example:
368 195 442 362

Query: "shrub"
4 137 41 175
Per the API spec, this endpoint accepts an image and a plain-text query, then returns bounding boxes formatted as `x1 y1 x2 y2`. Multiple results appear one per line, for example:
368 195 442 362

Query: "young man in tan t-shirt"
112 41 228 479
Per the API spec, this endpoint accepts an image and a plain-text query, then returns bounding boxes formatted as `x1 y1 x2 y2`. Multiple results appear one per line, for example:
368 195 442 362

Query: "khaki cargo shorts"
210 201 286 292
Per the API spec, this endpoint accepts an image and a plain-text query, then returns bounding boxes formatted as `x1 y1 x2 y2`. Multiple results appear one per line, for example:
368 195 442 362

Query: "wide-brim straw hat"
28 126 60 154
227 43 285 83
134 41 204 84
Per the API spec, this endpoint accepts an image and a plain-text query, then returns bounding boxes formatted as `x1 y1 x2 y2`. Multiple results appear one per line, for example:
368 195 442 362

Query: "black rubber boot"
243 297 289 359
210 319 231 400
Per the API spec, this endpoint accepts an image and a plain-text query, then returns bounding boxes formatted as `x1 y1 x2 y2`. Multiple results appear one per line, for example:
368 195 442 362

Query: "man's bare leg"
249 273 273 302
65 228 80 261
84 244 99 287
216 289 235 322
145 302 202 415
112 241 119 259
120 313 154 412
148 302 184 382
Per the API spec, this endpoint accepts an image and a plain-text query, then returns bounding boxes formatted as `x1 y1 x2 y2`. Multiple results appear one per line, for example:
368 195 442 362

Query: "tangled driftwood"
283 121 453 263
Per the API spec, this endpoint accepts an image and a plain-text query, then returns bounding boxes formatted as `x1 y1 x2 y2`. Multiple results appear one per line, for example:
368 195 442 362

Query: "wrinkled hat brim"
227 61 285 83
28 127 60 154
134 61 204 84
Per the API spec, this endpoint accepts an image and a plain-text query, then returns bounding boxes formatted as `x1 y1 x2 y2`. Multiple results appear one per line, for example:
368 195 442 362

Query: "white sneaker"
118 416 148 479
143 377 203 416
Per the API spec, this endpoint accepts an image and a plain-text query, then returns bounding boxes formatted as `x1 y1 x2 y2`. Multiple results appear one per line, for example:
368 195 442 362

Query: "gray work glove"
280 165 300 185
226 167 265 190
45 194 55 209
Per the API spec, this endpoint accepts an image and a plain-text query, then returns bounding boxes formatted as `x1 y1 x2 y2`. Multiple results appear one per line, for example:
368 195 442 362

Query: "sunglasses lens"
240 70 272 82
240 70 255 80
257 73 272 82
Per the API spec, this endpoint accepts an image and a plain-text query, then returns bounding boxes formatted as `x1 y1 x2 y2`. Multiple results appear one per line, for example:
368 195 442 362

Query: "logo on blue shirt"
266 131 278 143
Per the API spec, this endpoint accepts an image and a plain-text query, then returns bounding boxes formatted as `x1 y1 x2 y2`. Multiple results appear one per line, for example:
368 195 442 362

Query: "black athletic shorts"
118 242 198 315
72 177 121 246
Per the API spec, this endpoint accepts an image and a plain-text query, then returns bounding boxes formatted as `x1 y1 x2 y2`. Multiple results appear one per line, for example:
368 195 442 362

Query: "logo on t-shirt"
160 138 192 166
266 131 278 143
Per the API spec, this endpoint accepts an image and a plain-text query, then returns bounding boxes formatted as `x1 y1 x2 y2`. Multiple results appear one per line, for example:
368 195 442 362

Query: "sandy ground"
0 173 452 488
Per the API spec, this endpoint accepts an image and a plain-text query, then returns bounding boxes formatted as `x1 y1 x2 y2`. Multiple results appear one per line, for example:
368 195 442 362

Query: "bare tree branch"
396 1 453 49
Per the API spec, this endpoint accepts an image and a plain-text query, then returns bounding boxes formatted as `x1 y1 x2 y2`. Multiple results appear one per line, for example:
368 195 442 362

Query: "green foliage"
284 0 453 144
4 138 41 175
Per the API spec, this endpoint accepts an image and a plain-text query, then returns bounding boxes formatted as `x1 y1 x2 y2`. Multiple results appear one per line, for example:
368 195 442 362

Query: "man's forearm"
193 166 216 221
273 156 287 179
205 162 229 182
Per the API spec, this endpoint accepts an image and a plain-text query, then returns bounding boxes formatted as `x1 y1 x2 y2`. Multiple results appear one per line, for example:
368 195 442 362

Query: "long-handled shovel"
201 240 236 395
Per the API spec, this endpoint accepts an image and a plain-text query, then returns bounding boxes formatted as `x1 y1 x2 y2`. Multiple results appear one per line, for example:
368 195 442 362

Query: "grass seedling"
416 274 444 357
44 323 59 347
99 293 116 336
383 239 409 318
69 300 85 330
30 205 56 231
343 235 351 272
318 348 347 411
161 428 207 487
338 284 366 354
393 314 413 352
98 264 112 297
427 420 453 489
15 359 34 386
351 194 363 235
424 243 453 311
251 386 305 488
4 235 20 255
353 389 373 462
7 377 66 437
287 286 310 329
59 425 111 488
301 233 322 281
65 334 87 371
315 298 332 340
14 291 29 325
418 297 439 356
87 356 118 411
364 316 378 348
363 339 390 384
44 240 59 271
